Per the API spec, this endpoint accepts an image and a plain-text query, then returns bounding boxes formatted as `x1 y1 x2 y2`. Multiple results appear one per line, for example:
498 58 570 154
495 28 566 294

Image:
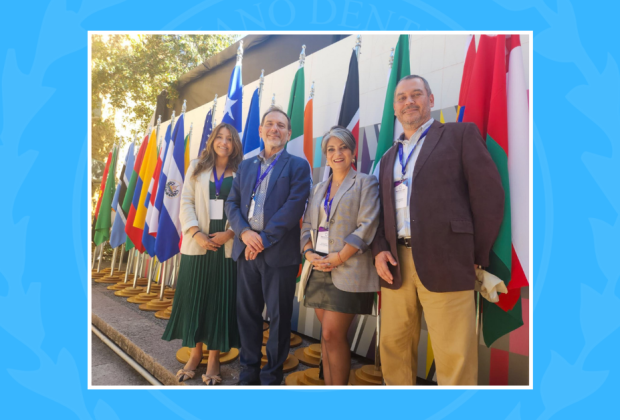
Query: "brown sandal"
202 373 222 385
176 368 196 382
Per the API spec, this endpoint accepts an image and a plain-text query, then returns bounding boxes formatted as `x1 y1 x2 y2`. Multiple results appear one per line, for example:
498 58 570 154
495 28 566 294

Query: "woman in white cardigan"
162 123 242 385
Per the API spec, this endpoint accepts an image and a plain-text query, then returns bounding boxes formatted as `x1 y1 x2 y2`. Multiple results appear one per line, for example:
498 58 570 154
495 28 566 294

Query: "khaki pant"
380 244 478 385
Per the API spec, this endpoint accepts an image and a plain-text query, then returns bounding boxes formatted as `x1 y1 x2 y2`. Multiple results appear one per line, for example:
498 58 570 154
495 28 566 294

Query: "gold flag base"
285 368 324 385
94 275 122 284
294 343 321 367
262 330 302 347
348 365 383 385
92 268 111 278
175 345 239 365
114 286 144 297
127 291 160 304
260 346 299 372
139 298 172 312
106 276 147 290
154 300 173 319
286 368 357 386
163 288 175 299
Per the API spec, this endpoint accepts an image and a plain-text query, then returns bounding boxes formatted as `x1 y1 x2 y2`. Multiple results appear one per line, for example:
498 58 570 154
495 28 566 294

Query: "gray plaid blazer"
300 168 380 293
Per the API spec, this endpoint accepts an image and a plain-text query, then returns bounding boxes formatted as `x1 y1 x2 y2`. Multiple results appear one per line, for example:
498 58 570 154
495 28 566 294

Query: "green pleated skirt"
161 178 240 351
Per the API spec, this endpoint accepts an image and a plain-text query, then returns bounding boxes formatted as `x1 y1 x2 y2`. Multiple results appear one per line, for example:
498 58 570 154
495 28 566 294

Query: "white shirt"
393 118 434 239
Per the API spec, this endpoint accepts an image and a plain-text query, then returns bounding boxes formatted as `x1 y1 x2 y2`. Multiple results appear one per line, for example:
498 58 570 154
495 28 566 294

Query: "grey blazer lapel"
412 120 444 183
329 168 357 220
265 149 290 199
312 180 330 230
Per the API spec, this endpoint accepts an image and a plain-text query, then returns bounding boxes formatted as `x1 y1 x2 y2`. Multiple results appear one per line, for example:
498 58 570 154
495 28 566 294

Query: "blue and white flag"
109 142 135 248
242 88 263 159
221 62 243 135
142 124 172 256
155 114 185 262
198 108 213 156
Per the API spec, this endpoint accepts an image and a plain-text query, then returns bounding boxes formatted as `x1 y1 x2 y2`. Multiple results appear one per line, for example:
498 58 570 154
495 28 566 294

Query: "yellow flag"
133 129 158 229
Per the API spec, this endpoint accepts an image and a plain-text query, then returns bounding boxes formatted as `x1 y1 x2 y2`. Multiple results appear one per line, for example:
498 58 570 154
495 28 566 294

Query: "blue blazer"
225 149 311 267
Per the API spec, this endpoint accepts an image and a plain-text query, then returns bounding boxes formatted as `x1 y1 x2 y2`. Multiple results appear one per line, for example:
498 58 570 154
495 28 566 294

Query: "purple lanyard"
252 152 281 199
213 166 226 199
323 181 334 223
398 125 431 178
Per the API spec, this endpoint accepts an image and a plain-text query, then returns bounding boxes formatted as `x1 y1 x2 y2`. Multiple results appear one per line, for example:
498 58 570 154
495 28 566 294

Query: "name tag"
394 181 408 210
248 198 256 220
316 229 329 254
209 199 224 220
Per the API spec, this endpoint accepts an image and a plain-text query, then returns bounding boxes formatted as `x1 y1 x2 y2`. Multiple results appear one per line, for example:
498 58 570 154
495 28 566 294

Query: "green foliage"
91 34 235 155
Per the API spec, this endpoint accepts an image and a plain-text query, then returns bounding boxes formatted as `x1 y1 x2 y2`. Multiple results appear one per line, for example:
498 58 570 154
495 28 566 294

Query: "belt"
397 237 412 248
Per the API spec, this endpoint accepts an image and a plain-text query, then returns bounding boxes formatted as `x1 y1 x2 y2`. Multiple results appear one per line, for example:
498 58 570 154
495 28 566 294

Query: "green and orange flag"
372 34 410 174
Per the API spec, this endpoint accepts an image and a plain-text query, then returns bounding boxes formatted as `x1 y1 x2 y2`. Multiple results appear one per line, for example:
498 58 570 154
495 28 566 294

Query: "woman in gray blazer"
300 126 380 385
162 123 242 386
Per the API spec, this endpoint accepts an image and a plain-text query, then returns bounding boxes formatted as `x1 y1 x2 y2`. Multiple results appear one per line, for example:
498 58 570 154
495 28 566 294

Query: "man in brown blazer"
371 75 504 385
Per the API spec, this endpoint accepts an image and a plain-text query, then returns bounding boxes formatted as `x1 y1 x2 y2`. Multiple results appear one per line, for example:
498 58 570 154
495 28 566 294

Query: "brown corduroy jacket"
371 120 504 293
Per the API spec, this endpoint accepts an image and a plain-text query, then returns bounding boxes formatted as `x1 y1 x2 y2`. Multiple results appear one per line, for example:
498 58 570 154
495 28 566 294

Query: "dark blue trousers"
237 252 298 385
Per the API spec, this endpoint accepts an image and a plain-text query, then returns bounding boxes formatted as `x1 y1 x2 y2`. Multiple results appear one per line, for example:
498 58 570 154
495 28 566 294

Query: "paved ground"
92 332 151 386
91 271 373 386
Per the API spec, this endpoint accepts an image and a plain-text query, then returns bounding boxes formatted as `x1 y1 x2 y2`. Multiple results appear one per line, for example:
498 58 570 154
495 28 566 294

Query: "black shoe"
318 360 324 380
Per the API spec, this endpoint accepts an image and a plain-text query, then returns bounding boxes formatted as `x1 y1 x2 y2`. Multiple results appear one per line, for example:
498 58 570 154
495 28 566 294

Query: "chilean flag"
221 61 243 135
338 49 360 169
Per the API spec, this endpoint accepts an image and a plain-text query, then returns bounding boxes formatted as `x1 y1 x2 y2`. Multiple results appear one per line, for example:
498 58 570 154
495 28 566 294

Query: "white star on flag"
223 98 237 121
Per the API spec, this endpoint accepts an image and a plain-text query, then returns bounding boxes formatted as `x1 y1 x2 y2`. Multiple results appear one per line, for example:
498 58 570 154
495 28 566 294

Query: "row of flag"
92 34 528 348
92 112 189 265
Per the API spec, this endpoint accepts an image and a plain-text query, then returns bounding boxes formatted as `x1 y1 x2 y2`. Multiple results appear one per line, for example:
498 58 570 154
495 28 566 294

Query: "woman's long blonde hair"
192 123 243 180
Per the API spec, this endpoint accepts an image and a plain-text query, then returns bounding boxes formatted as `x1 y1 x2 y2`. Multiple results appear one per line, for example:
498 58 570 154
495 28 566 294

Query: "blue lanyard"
252 152 281 199
324 181 334 223
213 166 226 199
398 125 431 178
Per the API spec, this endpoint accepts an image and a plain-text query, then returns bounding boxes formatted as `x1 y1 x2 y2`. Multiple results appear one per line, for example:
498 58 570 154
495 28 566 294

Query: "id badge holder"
394 180 408 210
248 198 256 219
210 199 224 220
316 228 329 254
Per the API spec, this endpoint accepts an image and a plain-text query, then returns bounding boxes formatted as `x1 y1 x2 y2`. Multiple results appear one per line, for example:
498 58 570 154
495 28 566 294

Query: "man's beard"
402 113 428 130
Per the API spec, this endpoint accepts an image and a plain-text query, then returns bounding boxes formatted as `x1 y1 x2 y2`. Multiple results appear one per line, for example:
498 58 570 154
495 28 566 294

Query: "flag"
93 146 118 245
286 64 307 163
304 92 313 168
457 35 476 122
372 35 410 174
221 61 243 135
505 34 530 307
338 49 360 169
462 35 495 139
122 133 149 251
155 114 185 262
198 109 213 156
109 142 135 248
92 150 113 239
125 129 156 252
184 132 190 172
463 35 529 346
143 125 172 256
242 88 262 159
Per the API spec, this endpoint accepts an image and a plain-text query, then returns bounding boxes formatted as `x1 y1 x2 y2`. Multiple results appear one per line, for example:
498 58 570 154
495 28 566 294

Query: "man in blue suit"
225 106 311 385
